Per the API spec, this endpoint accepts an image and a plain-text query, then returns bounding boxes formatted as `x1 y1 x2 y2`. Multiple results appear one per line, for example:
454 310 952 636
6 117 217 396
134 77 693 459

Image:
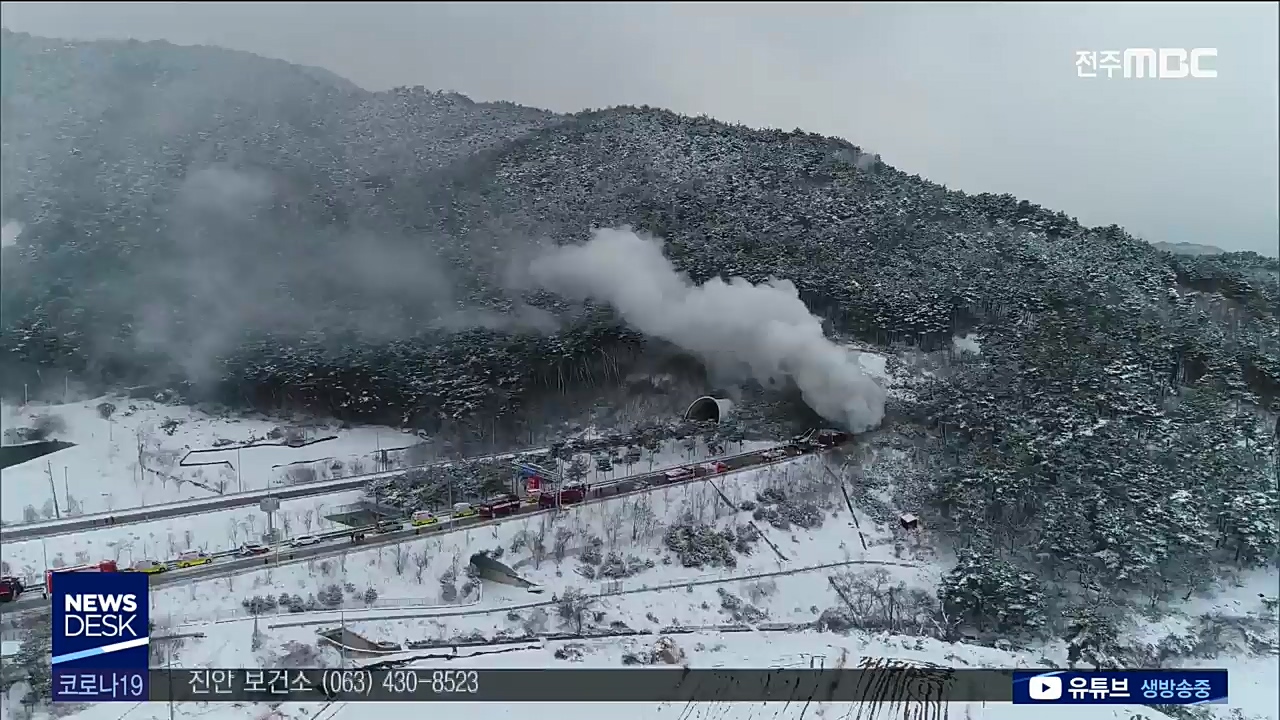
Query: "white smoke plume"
526 228 887 432
1 220 22 248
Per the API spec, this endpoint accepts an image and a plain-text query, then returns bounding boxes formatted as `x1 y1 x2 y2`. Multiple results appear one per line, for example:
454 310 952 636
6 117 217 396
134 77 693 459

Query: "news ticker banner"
50 571 150 703
55 667 1230 703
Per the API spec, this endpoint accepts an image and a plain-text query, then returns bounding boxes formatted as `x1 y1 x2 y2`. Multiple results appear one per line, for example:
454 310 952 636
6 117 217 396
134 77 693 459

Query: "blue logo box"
51 571 149 702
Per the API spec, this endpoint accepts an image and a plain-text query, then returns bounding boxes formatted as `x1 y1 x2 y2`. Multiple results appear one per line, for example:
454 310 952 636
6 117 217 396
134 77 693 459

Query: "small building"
899 513 920 531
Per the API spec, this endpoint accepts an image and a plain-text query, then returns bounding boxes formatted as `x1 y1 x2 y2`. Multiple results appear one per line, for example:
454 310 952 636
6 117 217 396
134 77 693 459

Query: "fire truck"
478 493 521 518
0 576 24 603
537 482 587 509
45 560 119 596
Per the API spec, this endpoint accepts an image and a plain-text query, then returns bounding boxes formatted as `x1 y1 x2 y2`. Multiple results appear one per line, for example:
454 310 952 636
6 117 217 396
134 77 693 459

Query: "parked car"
128 561 168 574
451 502 477 518
372 520 402 534
290 535 320 547
662 467 694 483
237 544 270 557
175 551 212 569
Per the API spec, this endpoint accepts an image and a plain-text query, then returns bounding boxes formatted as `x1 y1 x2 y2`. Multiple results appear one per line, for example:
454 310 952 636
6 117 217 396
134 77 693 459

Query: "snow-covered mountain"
0 29 1276 720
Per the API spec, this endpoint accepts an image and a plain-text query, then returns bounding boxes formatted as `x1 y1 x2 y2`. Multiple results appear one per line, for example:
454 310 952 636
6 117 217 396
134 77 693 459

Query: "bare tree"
413 551 431 584
392 543 408 575
602 505 624 549
556 587 596 634
251 614 266 652
553 528 573 563
531 518 549 569
630 496 657 543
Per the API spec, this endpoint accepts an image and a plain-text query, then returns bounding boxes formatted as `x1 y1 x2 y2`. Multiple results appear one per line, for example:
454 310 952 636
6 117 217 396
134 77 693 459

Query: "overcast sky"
2 2 1277 256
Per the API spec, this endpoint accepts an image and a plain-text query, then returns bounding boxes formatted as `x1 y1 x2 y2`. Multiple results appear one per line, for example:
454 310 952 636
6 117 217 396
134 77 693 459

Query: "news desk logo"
51 571 149 702
1076 49 1218 79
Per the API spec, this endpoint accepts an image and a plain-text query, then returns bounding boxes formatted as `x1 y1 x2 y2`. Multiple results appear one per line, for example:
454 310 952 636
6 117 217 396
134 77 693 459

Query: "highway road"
1 442 824 615
0 445 554 543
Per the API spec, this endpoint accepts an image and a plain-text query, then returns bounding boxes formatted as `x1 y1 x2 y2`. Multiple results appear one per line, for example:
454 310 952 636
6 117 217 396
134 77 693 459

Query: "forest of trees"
1 30 1276 639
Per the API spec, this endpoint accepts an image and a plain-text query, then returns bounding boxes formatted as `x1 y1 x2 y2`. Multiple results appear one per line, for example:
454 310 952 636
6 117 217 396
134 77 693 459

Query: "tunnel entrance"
683 396 733 423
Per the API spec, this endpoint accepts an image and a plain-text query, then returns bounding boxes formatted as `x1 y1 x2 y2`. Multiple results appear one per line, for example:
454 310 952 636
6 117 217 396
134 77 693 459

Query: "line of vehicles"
0 428 851 605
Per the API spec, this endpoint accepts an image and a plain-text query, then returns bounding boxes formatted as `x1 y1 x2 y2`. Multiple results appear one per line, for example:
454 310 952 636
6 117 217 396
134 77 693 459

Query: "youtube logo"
1029 675 1063 701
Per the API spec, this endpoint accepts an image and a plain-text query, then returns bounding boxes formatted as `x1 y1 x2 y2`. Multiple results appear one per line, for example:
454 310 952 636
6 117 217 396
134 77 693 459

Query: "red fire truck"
537 482 587 509
478 493 521 518
45 560 119 596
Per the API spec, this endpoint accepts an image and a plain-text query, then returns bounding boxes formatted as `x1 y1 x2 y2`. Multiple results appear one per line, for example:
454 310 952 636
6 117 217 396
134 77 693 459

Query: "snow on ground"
129 448 1276 720
4 448 1275 720
0 491 363 581
146 455 904 626
1 397 417 522
0 393 774 529
0 430 777 580
47 575 1277 720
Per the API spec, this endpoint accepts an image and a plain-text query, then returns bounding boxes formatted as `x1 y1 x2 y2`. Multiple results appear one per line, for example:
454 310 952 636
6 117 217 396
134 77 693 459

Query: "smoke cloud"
0 220 22 248
526 228 887 432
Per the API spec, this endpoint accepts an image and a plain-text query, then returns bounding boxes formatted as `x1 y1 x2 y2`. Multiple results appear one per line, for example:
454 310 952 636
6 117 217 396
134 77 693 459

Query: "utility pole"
46 461 61 519
63 467 71 514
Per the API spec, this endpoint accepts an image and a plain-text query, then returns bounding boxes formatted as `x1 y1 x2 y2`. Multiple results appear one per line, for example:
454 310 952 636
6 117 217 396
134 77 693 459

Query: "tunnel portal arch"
683 396 735 423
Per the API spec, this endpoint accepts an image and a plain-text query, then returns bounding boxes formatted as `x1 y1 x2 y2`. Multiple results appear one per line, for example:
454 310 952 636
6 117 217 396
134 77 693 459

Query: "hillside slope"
3 31 1274 433
0 31 1276 709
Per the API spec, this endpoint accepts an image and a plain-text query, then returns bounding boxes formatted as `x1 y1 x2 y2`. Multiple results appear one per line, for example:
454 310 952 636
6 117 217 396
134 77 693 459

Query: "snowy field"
34 452 1264 720
1 397 413 522
0 491 363 581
